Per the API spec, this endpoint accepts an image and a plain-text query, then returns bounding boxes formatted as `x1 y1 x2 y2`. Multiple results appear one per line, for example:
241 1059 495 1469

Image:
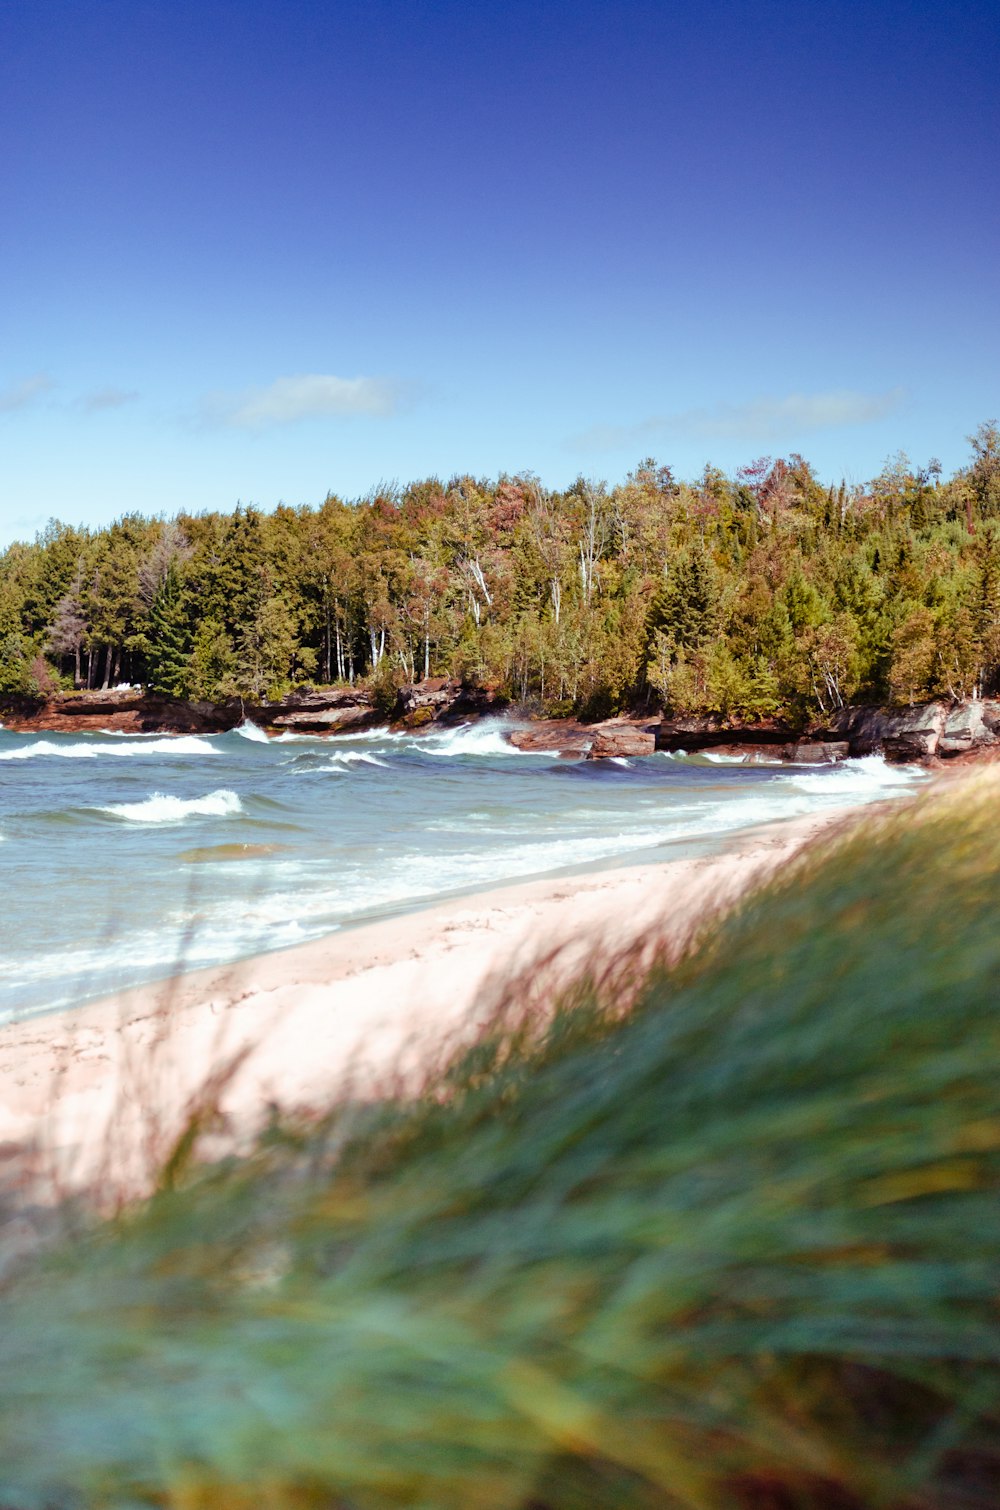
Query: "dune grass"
2 772 1000 1508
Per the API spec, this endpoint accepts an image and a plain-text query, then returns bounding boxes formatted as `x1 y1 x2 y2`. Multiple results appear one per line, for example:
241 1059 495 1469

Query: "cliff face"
0 690 234 735
0 679 503 738
0 687 380 736
651 701 1000 764
817 700 1000 762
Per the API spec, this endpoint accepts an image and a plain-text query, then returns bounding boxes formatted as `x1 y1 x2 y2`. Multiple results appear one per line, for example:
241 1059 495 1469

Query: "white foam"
97 789 243 824
419 719 524 757
0 735 217 760
783 754 923 796
302 752 390 771
234 720 271 743
335 726 411 743
275 727 404 746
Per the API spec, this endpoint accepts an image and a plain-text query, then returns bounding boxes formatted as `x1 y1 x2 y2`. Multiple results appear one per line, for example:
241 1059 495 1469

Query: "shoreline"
3 687 999 764
0 800 873 1199
0 801 841 1031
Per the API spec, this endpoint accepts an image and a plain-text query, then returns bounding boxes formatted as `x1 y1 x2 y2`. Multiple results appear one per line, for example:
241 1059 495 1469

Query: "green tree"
889 606 937 706
234 594 305 700
647 545 718 652
144 565 192 697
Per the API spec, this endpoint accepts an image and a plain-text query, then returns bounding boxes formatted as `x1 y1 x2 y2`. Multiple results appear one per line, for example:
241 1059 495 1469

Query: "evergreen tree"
234 594 301 700
2 424 1000 721
646 545 718 652
0 580 33 693
144 565 192 697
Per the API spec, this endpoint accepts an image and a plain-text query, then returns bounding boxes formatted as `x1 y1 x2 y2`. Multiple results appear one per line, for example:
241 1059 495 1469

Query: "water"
0 718 924 1021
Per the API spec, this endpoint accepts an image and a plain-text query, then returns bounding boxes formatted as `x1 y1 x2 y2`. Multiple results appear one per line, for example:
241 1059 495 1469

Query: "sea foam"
309 752 390 770
419 720 527 758
233 720 271 743
0 736 217 760
97 789 243 824
783 754 923 796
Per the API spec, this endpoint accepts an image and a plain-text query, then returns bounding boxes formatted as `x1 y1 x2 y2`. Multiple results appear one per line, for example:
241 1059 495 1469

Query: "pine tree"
234 594 299 699
0 580 32 693
145 564 192 697
646 545 718 652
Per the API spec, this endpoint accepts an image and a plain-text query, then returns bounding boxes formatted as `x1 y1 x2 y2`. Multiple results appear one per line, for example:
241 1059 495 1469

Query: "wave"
233 720 271 743
96 789 244 824
783 754 924 796
0 735 217 761
96 728 169 737
335 726 411 743
419 720 526 758
300 752 390 772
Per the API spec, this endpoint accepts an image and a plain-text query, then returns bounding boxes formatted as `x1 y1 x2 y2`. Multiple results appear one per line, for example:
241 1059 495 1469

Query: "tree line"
2 422 999 722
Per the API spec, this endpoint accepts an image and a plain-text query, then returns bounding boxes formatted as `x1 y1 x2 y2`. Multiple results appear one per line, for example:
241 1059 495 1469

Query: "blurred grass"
2 771 1000 1508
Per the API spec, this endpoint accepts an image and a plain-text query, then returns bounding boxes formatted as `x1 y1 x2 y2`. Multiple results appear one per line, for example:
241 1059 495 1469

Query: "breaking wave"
0 735 217 761
783 754 922 796
419 720 530 758
97 789 244 824
233 721 271 743
296 752 390 772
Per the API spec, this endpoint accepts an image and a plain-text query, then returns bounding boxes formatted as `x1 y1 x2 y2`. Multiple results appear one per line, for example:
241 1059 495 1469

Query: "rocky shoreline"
2 680 998 765
0 678 501 739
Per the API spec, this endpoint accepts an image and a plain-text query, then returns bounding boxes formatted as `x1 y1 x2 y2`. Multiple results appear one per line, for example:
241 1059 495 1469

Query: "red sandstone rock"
793 741 851 764
586 728 656 759
508 721 593 754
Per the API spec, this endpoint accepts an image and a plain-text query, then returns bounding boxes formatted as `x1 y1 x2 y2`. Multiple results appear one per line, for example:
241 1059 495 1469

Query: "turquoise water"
0 718 923 1021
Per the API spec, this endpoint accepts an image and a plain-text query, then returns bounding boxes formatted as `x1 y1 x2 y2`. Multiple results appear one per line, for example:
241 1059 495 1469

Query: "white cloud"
80 386 139 413
0 372 55 414
203 373 401 429
571 387 907 452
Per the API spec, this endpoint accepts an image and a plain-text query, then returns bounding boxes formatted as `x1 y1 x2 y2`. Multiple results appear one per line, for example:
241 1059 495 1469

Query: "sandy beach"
0 804 867 1199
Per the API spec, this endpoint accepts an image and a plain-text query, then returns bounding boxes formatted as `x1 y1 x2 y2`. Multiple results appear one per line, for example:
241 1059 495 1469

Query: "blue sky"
2 0 998 545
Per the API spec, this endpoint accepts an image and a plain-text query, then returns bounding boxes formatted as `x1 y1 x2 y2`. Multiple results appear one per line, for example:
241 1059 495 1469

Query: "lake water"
0 718 923 1022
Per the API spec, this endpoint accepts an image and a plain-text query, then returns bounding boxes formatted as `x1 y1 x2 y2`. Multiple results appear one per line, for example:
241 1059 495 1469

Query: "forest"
2 422 999 723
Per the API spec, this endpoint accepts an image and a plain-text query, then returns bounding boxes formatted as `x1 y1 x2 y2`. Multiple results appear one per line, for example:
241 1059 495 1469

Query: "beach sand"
0 805 865 1199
